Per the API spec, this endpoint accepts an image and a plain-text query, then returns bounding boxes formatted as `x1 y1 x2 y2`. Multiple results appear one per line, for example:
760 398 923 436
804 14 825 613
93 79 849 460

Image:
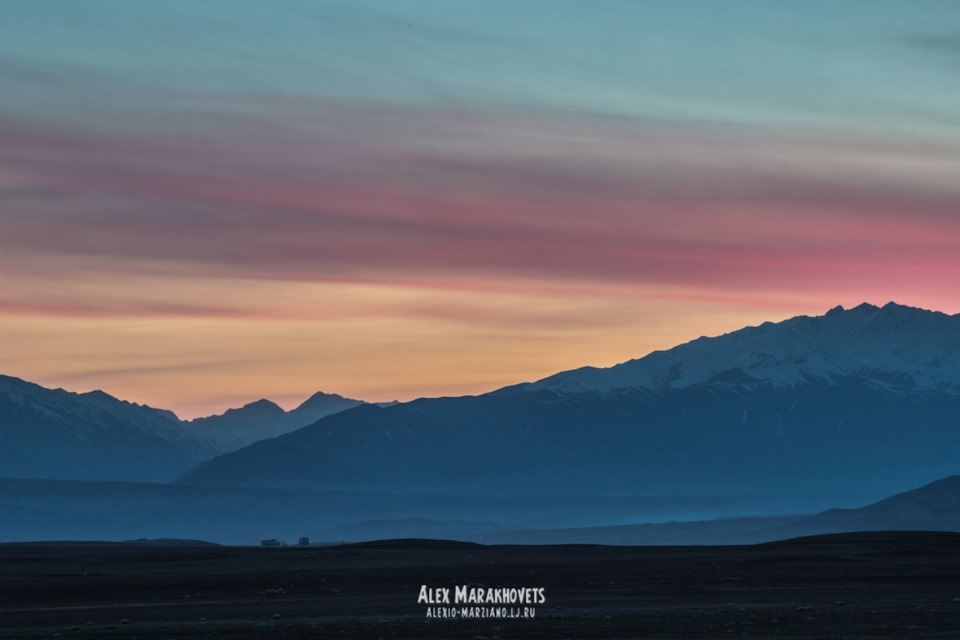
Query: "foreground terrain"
2 532 960 639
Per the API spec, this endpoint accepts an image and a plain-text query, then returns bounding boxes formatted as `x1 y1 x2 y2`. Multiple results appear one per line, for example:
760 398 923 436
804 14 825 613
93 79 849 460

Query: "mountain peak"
80 389 115 401
241 398 283 412
296 391 348 411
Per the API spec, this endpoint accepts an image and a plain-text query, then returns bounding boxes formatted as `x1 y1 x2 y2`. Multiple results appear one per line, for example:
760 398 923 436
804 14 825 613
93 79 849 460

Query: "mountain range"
180 302 960 501
0 376 370 482
185 392 367 450
4 300 960 544
4 301 960 504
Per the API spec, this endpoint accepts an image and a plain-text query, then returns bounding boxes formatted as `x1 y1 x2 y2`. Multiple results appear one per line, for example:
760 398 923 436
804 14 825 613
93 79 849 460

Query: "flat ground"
2 531 960 639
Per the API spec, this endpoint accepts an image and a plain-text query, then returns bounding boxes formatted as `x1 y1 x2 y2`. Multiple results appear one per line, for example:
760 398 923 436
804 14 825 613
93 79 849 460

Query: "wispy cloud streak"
2 0 960 414
3 102 958 321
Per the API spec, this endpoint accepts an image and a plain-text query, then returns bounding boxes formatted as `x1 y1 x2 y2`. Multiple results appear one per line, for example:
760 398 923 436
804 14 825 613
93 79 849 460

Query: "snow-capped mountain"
522 302 960 395
181 303 960 501
0 376 370 482
9 302 960 496
0 375 219 482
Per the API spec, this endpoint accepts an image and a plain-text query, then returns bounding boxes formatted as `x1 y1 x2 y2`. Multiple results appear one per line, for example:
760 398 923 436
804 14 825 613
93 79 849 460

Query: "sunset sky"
2 1 959 418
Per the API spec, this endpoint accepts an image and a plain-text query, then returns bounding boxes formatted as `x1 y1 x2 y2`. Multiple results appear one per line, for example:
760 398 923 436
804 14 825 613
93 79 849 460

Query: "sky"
2 0 959 418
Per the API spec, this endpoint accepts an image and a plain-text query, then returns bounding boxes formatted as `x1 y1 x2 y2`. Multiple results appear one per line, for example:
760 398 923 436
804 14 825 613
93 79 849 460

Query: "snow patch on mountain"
0 375 206 446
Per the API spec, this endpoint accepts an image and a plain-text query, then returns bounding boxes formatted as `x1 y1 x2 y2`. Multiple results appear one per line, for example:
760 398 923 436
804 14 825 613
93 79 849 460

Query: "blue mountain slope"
0 375 218 482
178 303 960 500
0 376 364 481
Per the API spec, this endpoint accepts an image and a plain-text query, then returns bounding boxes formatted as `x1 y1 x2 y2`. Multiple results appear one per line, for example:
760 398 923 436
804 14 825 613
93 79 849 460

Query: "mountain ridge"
6 301 960 491
514 302 960 396
179 302 960 501
0 374 372 481
0 374 219 482
186 391 367 450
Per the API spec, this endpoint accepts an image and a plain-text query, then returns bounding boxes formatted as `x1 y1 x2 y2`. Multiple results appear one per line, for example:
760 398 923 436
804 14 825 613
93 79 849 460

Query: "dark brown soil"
3 531 960 638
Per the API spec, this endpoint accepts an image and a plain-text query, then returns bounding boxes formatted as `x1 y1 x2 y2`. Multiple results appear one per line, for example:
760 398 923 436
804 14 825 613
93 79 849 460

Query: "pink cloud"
2 101 959 317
